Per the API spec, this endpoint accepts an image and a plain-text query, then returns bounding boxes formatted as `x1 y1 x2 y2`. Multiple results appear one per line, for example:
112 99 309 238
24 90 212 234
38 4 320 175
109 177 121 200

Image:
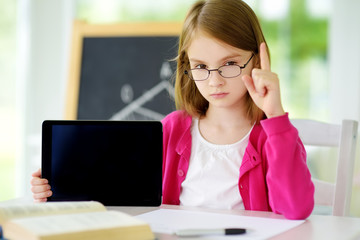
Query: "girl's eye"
194 64 207 69
224 61 237 66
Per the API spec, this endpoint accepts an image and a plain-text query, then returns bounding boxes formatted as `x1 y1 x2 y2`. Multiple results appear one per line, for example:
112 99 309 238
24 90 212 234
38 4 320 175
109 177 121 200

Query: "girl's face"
187 32 255 111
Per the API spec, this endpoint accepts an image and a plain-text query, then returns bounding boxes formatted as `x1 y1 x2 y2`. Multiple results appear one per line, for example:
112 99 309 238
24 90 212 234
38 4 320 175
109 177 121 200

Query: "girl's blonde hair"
174 0 267 123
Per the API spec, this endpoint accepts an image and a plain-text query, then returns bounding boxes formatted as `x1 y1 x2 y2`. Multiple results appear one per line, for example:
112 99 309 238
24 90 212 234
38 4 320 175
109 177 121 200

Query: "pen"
175 228 246 237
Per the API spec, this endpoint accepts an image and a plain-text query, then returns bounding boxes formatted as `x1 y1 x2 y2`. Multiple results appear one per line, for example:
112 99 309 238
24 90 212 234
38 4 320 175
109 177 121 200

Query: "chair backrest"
290 119 358 216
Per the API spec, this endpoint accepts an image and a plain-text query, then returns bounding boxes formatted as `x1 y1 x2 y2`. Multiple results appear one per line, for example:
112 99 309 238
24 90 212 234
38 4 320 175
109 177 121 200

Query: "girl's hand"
30 168 52 202
242 42 285 118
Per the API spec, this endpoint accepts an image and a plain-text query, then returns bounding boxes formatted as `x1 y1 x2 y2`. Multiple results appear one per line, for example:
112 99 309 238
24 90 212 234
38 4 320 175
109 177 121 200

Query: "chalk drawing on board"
120 84 134 104
110 61 175 121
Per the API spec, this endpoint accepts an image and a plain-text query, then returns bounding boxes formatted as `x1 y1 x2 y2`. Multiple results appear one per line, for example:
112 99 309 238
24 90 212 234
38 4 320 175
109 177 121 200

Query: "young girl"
31 0 314 220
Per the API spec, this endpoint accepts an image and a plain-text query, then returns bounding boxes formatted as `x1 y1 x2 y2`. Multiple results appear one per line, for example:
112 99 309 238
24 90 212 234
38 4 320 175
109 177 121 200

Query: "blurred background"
1 0 359 216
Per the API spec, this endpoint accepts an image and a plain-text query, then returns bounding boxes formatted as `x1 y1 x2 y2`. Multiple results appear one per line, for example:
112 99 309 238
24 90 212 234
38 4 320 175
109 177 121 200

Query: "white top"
179 118 252 210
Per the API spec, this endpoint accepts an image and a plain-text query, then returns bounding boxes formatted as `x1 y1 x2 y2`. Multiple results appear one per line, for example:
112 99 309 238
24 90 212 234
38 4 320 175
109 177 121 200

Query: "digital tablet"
41 120 163 206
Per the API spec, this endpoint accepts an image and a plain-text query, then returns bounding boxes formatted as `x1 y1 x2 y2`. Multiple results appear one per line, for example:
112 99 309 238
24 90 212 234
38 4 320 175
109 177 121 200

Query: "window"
0 0 16 201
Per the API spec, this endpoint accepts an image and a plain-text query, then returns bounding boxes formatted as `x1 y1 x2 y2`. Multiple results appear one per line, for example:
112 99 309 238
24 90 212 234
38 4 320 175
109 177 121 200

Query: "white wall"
329 0 360 123
16 0 73 197
321 0 360 216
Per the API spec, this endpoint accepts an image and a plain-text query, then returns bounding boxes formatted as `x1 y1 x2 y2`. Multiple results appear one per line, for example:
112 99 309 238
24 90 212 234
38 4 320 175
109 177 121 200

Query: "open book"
0 201 154 240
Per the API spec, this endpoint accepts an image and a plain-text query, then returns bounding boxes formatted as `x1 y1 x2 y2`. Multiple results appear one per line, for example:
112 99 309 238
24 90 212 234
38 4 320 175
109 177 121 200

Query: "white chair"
290 119 358 216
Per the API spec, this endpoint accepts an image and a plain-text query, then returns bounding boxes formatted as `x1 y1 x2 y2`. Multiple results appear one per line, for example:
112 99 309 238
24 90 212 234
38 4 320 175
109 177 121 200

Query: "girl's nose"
208 71 225 87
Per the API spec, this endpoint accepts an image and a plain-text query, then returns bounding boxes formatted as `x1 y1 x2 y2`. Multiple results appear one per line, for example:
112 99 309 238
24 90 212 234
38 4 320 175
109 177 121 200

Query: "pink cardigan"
161 111 314 220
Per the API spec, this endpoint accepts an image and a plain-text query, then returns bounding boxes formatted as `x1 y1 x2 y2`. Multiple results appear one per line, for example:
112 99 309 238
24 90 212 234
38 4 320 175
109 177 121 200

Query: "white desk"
3 199 359 239
109 205 360 240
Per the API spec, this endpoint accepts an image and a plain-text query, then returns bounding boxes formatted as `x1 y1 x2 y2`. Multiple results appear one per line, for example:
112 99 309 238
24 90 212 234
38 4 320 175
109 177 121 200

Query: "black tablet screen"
41 120 162 206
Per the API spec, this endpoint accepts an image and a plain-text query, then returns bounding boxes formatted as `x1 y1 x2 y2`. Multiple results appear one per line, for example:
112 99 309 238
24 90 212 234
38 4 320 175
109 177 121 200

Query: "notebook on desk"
41 120 163 206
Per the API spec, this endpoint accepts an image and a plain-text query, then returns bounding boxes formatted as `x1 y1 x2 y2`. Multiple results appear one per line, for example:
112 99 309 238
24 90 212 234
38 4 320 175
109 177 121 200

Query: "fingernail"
48 191 52 196
44 179 48 184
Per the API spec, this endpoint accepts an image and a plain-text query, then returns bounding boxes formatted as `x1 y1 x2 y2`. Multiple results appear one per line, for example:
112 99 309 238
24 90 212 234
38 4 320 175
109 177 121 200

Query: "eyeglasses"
184 54 254 81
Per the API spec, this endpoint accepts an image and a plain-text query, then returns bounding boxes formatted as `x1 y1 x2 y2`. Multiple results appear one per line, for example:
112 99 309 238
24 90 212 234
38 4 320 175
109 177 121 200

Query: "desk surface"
3 199 360 239
108 205 360 240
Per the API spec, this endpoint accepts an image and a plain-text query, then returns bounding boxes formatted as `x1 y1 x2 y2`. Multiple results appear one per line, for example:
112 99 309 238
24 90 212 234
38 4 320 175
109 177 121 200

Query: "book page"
5 211 146 236
0 201 106 224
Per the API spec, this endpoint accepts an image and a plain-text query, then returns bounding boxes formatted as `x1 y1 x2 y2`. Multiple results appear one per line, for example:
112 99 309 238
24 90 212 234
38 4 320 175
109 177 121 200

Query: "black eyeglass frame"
184 54 254 81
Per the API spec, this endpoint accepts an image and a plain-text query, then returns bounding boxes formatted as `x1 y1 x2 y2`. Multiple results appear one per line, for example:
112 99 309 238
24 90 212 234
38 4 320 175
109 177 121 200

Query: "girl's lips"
210 92 229 99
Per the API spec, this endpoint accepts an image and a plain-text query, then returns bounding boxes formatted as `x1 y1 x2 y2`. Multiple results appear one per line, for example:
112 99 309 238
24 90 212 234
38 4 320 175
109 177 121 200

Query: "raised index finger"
260 42 270 71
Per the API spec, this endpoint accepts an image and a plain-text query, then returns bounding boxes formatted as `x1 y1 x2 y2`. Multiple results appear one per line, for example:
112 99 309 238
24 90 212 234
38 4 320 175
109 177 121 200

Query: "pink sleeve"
260 113 314 219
